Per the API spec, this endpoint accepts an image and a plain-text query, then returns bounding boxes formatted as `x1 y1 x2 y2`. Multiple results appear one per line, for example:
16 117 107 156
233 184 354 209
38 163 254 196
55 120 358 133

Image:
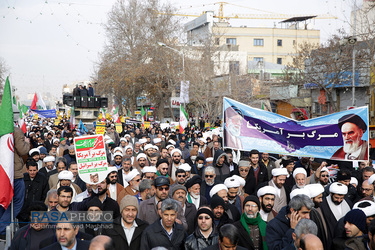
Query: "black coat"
320 196 353 249
39 231 93 249
185 226 219 250
18 172 49 221
204 243 247 250
233 220 256 250
265 206 294 250
40 239 90 250
185 201 197 235
103 217 148 250
10 225 54 250
200 179 222 204
140 220 187 250
244 162 269 196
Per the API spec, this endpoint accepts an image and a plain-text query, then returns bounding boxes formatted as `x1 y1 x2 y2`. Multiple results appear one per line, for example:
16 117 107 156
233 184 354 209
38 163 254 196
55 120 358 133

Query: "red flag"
31 93 38 110
19 118 27 133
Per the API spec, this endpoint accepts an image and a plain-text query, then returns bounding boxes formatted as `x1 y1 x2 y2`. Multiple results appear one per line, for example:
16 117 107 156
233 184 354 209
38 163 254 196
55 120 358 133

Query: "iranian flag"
179 104 188 134
0 77 14 209
141 106 146 127
112 106 120 123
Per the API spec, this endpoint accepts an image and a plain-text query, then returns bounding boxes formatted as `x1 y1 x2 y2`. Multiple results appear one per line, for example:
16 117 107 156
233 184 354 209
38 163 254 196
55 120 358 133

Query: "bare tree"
93 0 182 120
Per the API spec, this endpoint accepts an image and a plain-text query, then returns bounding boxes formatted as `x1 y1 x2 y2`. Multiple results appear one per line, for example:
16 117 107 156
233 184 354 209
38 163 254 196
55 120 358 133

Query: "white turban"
43 156 55 163
290 188 311 199
179 163 191 172
142 166 157 173
305 184 324 198
136 153 147 161
231 175 246 187
120 138 127 142
293 168 307 179
272 168 288 177
209 184 228 198
107 166 118 174
58 170 73 181
153 138 162 144
368 174 375 185
124 169 140 183
353 200 375 217
257 186 277 197
168 139 176 145
113 152 123 158
166 145 175 150
224 177 241 188
171 148 182 156
329 182 348 195
139 139 147 144
29 148 40 156
350 177 358 186
124 145 132 153
113 147 123 153
144 144 153 151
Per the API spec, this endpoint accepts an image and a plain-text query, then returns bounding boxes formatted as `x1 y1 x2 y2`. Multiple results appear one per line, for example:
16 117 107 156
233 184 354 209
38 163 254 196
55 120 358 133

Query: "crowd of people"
4 115 375 250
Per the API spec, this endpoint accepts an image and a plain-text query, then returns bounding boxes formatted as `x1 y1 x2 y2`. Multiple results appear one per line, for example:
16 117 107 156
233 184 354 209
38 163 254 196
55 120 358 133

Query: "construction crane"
157 1 337 22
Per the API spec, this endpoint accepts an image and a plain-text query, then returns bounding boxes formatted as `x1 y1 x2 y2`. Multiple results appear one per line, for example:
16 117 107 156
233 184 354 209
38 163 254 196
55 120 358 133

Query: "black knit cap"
195 208 214 222
87 197 103 210
210 195 226 209
243 195 260 210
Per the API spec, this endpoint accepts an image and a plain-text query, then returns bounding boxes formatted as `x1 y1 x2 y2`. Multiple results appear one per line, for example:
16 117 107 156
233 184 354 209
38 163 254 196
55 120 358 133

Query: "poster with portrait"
223 97 369 161
74 134 109 184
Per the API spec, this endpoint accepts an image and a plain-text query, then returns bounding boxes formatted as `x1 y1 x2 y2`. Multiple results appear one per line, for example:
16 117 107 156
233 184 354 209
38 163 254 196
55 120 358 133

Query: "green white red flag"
0 77 14 209
179 104 188 134
141 106 146 127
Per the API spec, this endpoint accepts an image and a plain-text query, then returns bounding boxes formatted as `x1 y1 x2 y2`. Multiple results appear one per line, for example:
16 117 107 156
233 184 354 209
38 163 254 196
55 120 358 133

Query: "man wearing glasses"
185 207 219 249
200 166 222 204
234 195 268 250
138 176 188 231
117 169 141 203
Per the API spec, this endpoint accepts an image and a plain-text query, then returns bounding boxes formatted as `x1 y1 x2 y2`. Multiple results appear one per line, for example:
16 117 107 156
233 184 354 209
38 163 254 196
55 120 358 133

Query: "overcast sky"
0 0 358 103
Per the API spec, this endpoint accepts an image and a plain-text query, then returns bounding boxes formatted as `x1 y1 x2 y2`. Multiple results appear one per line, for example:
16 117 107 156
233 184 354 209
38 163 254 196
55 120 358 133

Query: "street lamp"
157 42 185 79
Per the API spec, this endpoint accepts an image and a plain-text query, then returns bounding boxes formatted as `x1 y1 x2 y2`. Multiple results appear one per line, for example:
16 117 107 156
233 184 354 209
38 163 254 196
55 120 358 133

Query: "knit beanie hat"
195 208 215 222
120 195 139 212
344 209 367 233
87 197 103 211
243 195 260 210
210 195 226 210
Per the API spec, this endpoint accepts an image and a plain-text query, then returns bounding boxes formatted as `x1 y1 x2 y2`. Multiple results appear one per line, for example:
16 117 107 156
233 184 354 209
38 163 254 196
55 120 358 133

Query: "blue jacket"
266 206 294 250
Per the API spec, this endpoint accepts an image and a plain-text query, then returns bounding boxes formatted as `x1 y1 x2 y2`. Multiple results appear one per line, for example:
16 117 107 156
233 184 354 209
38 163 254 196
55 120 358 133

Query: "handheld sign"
74 134 108 184
96 122 106 135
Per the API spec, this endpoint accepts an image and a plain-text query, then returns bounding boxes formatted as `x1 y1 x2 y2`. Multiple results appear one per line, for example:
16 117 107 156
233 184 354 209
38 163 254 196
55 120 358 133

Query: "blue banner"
30 109 56 118
223 97 369 161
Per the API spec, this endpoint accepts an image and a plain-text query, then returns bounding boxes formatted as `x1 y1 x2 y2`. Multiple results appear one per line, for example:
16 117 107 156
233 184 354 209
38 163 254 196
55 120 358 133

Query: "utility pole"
352 0 357 107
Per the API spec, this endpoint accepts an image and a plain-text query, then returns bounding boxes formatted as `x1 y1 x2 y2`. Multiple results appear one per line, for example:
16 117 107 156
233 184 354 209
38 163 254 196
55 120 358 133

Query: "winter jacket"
184 226 219 250
244 162 269 196
10 225 54 250
102 217 148 250
18 172 49 221
140 220 187 250
266 206 294 250
14 126 30 179
213 149 230 182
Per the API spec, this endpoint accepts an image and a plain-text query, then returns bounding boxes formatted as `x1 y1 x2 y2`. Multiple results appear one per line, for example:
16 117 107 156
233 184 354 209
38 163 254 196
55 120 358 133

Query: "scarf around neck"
240 212 268 250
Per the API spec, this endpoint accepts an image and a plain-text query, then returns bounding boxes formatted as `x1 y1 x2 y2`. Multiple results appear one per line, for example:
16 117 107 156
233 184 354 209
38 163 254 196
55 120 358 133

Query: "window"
229 61 240 75
226 38 236 45
254 39 264 46
277 58 282 64
254 57 263 62
277 39 282 46
215 38 220 45
293 40 296 45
